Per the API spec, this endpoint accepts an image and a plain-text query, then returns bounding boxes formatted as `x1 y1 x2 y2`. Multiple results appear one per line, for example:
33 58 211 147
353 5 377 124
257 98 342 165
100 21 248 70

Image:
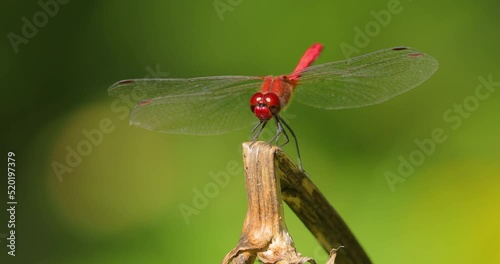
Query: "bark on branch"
223 142 371 264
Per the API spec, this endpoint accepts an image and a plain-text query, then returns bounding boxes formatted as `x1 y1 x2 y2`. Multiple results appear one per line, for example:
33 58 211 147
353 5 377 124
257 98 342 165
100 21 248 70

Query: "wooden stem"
222 142 371 264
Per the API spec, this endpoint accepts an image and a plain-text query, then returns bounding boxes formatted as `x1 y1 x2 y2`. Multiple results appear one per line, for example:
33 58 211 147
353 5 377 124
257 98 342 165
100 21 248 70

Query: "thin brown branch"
223 142 314 264
275 146 371 264
223 142 371 264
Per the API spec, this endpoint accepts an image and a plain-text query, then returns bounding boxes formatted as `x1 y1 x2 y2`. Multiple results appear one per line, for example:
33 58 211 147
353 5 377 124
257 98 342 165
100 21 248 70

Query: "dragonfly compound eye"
249 92 281 121
249 92 264 113
263 93 281 115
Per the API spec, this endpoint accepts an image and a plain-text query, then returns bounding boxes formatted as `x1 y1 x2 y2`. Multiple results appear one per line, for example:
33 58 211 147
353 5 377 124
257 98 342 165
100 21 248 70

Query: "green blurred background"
1 0 499 263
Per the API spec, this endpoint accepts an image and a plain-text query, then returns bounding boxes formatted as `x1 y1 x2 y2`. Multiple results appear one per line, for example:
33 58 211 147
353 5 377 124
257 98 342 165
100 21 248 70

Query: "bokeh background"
1 0 499 263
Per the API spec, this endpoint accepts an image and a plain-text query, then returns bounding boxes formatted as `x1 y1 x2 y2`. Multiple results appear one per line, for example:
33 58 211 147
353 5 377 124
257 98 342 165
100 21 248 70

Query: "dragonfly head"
250 92 281 121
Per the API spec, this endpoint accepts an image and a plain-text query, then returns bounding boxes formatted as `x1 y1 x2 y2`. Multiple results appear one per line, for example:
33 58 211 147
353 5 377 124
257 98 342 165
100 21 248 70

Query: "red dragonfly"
109 44 438 168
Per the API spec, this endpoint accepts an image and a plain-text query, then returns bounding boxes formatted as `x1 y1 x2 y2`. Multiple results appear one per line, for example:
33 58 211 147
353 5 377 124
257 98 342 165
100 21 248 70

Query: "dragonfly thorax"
249 92 281 121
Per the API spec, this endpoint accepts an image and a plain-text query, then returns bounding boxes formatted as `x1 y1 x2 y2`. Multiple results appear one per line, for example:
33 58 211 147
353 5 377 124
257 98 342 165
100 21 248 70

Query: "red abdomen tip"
290 43 324 82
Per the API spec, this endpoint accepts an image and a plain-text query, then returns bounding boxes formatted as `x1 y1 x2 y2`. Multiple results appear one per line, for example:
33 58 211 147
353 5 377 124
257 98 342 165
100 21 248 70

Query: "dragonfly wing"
109 76 262 100
293 47 439 109
108 76 262 134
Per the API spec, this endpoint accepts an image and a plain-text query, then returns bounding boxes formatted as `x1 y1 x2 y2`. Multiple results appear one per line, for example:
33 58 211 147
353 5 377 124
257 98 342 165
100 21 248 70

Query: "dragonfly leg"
251 121 268 141
276 115 303 171
271 116 289 147
269 116 284 146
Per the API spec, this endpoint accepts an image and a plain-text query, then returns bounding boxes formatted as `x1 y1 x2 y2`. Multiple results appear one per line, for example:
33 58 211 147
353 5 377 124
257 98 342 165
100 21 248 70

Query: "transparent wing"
108 76 263 134
293 47 439 109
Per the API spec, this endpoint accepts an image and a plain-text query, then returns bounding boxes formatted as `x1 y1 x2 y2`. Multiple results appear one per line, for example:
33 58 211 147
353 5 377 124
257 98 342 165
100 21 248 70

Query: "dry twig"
223 142 371 264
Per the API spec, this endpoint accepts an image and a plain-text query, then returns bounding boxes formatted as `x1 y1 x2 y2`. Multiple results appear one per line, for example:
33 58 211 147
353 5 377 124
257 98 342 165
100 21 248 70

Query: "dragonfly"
109 44 438 169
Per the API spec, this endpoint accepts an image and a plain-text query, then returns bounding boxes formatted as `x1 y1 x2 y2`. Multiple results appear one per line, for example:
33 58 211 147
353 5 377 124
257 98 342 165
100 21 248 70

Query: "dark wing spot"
408 52 424 58
117 80 135 85
138 99 154 107
392 47 408 51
